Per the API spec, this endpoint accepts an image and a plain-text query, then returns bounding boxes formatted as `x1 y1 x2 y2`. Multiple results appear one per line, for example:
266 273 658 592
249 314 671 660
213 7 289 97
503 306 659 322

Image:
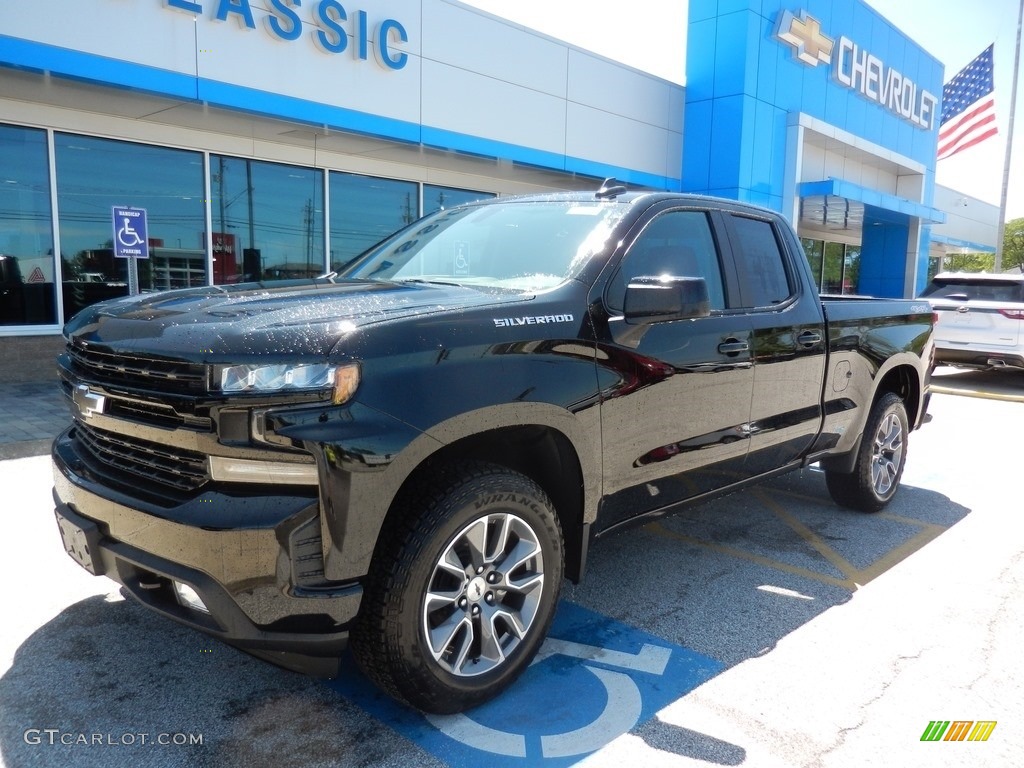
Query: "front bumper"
51 428 362 661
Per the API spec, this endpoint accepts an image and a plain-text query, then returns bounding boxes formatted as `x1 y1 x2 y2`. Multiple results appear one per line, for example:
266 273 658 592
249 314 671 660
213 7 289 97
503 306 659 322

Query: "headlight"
219 362 360 404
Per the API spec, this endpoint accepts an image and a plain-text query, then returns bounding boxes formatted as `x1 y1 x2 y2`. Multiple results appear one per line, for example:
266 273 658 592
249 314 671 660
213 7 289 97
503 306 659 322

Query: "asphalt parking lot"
1 370 1022 768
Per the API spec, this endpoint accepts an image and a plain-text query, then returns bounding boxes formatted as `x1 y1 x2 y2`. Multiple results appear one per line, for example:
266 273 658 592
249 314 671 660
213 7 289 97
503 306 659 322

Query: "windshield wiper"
394 277 466 287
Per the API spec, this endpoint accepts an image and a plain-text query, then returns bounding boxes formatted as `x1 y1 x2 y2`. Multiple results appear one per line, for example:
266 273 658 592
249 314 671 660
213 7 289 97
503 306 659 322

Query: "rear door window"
726 214 794 308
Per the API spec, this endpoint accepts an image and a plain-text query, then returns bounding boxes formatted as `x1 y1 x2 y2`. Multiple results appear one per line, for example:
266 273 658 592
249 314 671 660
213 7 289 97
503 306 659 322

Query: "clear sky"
460 0 1023 221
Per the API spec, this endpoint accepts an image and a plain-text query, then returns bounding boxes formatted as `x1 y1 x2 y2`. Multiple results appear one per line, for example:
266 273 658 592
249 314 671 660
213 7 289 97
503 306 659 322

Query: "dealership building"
0 0 999 376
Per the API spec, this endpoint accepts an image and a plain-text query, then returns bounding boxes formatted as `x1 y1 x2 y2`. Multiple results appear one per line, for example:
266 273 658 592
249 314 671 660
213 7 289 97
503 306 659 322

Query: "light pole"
995 0 1024 272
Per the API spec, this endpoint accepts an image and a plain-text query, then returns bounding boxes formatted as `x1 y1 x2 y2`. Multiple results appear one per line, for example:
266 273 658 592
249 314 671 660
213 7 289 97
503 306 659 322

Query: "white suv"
920 272 1024 370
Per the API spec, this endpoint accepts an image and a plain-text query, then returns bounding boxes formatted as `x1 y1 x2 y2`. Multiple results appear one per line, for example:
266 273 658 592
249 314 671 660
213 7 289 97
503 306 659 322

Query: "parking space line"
766 485 952 533
753 489 862 584
646 485 952 593
644 522 858 590
851 522 948 585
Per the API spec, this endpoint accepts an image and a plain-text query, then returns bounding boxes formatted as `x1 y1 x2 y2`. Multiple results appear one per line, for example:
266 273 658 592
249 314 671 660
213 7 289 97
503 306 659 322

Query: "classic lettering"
377 18 409 70
164 1 408 70
216 0 256 29
266 0 302 41
314 0 347 54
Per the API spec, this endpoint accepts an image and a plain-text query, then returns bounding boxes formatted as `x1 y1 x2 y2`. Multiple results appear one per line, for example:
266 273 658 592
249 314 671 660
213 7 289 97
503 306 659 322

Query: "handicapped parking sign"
331 602 723 766
112 206 149 259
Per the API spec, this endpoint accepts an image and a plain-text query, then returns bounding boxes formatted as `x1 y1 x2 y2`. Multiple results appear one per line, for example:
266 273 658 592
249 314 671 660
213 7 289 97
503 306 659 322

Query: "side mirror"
624 275 710 324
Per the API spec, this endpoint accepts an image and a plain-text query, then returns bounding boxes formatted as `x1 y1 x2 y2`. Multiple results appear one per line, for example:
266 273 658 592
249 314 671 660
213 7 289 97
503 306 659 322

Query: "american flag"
938 44 997 160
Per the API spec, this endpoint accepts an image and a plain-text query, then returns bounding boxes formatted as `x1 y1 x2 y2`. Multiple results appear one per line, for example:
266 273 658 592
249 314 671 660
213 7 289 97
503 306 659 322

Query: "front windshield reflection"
342 201 625 292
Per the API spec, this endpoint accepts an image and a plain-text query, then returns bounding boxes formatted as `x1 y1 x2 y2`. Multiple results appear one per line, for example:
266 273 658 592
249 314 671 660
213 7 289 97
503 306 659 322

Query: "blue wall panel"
713 12 750 97
860 207 911 297
750 98 777 195
707 95 745 189
754 16 777 104
682 99 714 192
687 18 718 104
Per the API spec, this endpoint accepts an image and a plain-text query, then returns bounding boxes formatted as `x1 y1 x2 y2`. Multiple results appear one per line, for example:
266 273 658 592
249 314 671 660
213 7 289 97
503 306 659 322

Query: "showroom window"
0 124 55 326
6 125 500 328
423 184 494 215
801 238 861 295
211 156 325 283
329 172 417 272
55 134 206 319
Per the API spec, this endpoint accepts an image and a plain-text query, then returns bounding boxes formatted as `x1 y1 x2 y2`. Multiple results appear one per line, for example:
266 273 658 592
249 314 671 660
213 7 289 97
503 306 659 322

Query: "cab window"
728 215 793 307
607 210 726 311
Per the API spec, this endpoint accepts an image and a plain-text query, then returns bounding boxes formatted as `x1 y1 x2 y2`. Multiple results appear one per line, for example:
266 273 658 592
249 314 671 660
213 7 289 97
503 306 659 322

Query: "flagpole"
995 0 1024 272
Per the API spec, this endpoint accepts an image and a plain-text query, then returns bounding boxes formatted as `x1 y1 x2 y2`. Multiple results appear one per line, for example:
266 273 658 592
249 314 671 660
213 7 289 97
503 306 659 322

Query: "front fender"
267 400 600 583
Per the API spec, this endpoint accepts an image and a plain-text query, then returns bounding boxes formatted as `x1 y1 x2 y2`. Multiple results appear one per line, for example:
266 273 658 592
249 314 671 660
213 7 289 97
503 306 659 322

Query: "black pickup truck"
52 184 933 713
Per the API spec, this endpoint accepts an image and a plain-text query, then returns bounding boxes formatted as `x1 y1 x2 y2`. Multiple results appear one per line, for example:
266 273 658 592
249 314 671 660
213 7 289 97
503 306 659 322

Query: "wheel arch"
821 358 923 475
402 425 588 581
356 403 599 586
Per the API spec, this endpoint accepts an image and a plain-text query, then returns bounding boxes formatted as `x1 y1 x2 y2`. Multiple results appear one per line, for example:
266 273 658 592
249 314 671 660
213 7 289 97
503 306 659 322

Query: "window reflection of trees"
211 156 324 283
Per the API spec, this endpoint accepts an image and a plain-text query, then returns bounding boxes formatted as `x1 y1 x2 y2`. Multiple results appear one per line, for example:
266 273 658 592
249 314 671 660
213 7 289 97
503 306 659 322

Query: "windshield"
341 200 626 291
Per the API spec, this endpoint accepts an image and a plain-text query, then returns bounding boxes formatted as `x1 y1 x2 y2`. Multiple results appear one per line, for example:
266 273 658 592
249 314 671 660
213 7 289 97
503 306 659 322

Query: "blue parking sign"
112 206 149 259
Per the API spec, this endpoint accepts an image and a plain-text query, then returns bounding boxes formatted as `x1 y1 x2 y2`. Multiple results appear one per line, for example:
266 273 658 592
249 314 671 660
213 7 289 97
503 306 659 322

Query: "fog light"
173 581 209 614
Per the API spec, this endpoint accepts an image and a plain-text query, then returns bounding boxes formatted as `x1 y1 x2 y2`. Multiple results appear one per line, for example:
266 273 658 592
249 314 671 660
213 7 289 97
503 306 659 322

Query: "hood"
64 278 532 359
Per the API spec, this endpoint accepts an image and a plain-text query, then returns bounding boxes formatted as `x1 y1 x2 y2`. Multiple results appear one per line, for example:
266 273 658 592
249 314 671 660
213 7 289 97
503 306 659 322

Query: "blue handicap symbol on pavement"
330 601 724 767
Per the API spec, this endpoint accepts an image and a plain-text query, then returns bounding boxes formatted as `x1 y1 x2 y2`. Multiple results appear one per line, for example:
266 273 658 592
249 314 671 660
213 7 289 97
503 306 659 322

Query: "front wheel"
352 462 564 713
825 392 908 513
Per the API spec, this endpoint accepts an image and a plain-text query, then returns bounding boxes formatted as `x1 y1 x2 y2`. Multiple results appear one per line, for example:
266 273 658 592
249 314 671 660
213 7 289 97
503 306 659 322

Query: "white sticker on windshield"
453 241 471 275
567 206 603 216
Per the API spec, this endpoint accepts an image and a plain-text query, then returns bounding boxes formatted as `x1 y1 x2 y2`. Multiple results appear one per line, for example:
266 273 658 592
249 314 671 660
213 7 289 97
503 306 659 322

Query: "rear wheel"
825 392 908 513
352 462 564 713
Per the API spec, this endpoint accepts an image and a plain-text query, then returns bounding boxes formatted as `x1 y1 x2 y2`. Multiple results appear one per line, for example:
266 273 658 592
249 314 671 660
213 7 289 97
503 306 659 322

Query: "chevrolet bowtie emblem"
73 384 106 420
776 10 834 67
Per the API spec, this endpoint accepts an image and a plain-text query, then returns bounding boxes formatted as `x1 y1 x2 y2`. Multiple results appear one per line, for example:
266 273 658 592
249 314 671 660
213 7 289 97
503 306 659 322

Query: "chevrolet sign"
775 9 938 131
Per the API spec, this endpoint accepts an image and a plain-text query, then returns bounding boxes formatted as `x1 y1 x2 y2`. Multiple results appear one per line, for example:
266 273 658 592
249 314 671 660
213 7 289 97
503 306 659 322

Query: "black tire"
825 392 909 513
352 461 564 713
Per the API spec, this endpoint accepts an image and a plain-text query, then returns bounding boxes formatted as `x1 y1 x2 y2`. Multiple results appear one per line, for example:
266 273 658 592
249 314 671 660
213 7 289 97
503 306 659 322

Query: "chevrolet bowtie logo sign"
772 8 939 132
73 384 106 421
775 9 834 66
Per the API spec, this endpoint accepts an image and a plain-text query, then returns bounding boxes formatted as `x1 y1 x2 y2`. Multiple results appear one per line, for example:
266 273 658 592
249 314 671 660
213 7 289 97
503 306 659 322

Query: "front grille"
67 343 207 394
74 422 209 498
59 378 212 430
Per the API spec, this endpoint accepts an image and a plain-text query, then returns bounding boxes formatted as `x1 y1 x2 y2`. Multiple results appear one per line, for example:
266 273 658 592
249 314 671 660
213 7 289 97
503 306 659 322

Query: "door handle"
718 339 749 355
798 331 823 347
